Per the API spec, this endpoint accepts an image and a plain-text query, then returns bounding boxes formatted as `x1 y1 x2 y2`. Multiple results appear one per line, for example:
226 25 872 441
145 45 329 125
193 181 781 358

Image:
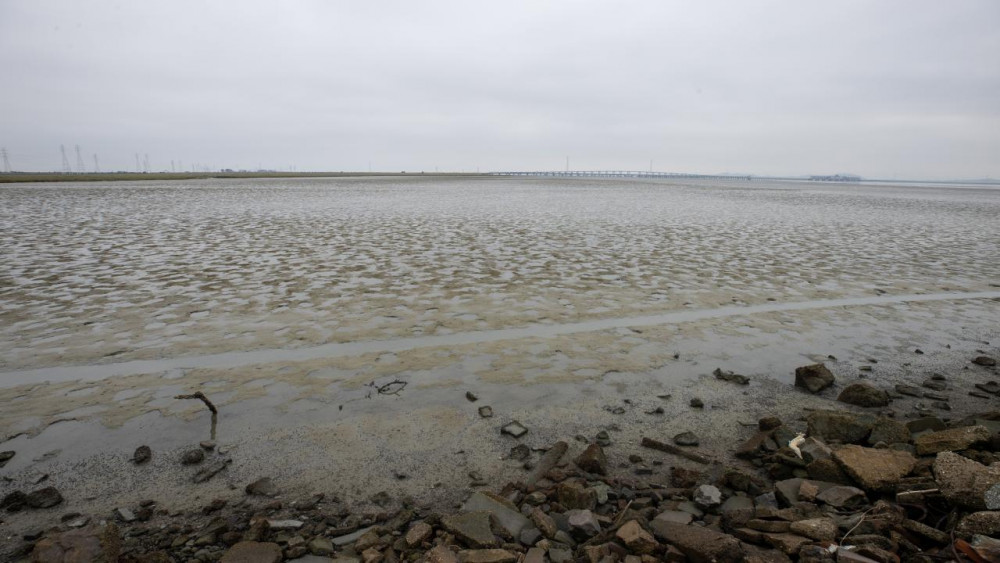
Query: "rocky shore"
2 355 999 562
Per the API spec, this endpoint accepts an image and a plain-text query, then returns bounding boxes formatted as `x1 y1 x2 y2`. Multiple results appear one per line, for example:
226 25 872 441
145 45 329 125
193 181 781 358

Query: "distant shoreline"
0 171 489 183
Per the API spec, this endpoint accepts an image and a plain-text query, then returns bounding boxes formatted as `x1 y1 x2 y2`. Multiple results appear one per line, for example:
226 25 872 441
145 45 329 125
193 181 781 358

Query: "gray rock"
673 431 700 446
649 520 744 562
441 511 499 548
501 421 527 438
718 496 754 528
693 484 722 508
972 356 997 367
815 485 867 509
462 491 531 538
478 406 493 418
807 410 875 443
266 519 305 530
867 417 911 446
220 541 282 563
713 368 749 385
25 487 63 508
653 510 693 525
246 477 279 497
181 448 205 465
573 443 607 475
933 451 1000 510
915 425 991 455
331 525 376 546
956 511 1000 539
133 445 151 465
566 509 601 537
838 381 889 408
795 363 836 393
789 518 838 541
114 507 136 522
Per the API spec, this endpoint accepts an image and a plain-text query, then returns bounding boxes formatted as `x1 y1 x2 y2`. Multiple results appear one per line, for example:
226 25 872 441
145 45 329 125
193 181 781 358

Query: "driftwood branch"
641 436 711 464
175 392 218 414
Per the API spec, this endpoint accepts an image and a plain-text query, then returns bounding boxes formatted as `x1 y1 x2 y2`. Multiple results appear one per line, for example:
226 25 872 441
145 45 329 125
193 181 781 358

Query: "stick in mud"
175 391 218 414
640 436 711 464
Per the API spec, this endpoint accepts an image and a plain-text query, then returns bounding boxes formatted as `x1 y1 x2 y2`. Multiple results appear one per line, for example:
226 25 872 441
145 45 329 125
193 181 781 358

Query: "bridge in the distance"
489 170 753 180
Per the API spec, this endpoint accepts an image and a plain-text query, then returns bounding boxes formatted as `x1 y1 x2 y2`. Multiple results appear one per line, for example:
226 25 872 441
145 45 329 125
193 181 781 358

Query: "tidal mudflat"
1 176 999 554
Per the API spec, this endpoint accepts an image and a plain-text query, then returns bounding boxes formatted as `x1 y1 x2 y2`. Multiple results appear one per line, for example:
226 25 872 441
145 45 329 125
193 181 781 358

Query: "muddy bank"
1 350 998 561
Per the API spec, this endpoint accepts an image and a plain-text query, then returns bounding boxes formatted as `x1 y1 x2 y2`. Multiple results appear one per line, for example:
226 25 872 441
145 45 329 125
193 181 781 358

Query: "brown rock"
933 451 1000 510
31 523 121 563
914 425 991 455
789 518 838 541
441 511 499 548
457 549 518 563
763 533 811 555
405 521 433 547
574 443 608 475
616 520 658 554
832 445 916 491
427 545 460 563
530 507 558 539
649 520 743 562
795 364 835 393
837 382 889 408
557 481 597 510
362 547 384 563
972 356 997 366
219 541 282 563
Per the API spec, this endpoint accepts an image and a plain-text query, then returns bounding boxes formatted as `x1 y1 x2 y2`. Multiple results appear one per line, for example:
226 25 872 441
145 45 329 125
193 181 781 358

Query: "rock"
867 417 910 446
914 425 991 455
650 520 744 562
595 429 611 446
220 541 283 563
714 367 750 385
309 537 334 556
478 406 493 418
462 491 531 537
500 421 527 438
694 484 722 508
895 384 922 397
31 523 121 563
457 550 517 563
690 398 704 408
972 356 997 367
530 507 558 538
807 410 875 444
26 486 63 508
736 431 771 459
815 485 867 509
114 507 136 523
266 519 305 530
795 364 836 393
773 478 837 506
933 451 1000 510
616 520 658 554
466 391 479 401
673 431 700 446
654 510 694 525
441 511 499 548
405 521 433 547
566 509 601 537
523 548 545 563
759 416 783 431
837 382 889 408
508 443 530 461
192 458 231 483
557 481 597 510
181 448 205 465
832 445 916 491
246 477 279 497
199 440 216 450
427 545 460 563
956 511 1000 539
789 518 838 541
763 532 811 555
574 443 608 475
331 525 375 546
133 445 151 465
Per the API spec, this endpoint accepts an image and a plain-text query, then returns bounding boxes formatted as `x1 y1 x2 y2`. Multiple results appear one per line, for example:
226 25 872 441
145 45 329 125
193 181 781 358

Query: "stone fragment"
673 431 700 446
653 510 693 525
972 356 997 366
500 421 527 438
566 509 601 537
837 382 889 408
31 523 121 563
957 511 1000 538
815 485 867 509
866 417 910 446
530 507 558 538
478 406 493 418
220 541 282 563
457 550 517 563
405 521 433 547
181 448 205 465
649 520 744 562
807 410 875 444
832 445 916 491
441 511 499 548
427 545 460 563
309 537 334 556
574 443 608 475
462 491 530 538
714 367 750 385
557 481 597 510
26 487 63 508
616 520 658 554
759 416 783 431
795 364 835 393
114 507 136 523
192 458 231 483
719 495 755 528
933 451 1000 510
764 532 811 555
914 425 991 455
133 446 151 465
694 484 722 508
266 519 305 530
789 518 838 541
246 477 279 497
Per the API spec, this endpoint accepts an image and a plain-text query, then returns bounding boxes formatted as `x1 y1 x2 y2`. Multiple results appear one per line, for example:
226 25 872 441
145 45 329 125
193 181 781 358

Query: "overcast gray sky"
1 1 998 178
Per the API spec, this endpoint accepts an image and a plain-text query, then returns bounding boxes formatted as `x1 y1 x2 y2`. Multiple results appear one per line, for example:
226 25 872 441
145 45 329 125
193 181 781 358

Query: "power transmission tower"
92 154 100 173
135 153 141 172
143 154 150 173
75 145 86 172
60 145 71 173
1 148 10 173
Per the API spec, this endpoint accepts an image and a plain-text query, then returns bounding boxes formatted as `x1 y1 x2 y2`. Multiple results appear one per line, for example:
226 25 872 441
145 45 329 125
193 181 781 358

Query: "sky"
1 1 998 179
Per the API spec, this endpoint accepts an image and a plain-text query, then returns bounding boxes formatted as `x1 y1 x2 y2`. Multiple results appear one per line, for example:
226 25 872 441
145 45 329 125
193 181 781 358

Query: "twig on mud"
175 391 218 414
641 436 711 464
366 379 408 398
